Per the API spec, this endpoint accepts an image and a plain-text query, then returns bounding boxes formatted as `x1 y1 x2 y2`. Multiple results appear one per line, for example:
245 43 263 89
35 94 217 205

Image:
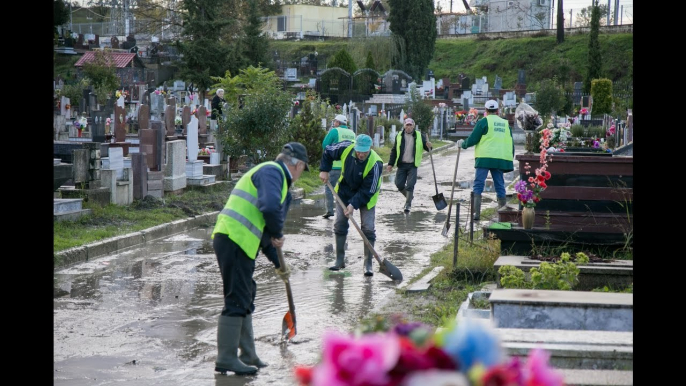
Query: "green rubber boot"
238 314 268 368
472 194 482 221
215 315 258 375
329 234 347 270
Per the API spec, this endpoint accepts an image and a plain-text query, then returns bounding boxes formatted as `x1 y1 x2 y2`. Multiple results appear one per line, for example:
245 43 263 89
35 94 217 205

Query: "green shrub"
570 124 585 137
587 125 605 138
498 252 590 290
591 78 613 115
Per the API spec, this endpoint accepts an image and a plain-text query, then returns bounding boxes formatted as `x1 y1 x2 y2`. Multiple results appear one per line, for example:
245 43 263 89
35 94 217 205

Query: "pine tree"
387 0 437 81
584 0 602 94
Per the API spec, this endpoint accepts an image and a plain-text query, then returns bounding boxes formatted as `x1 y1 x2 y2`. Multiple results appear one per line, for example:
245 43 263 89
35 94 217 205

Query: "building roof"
74 51 142 68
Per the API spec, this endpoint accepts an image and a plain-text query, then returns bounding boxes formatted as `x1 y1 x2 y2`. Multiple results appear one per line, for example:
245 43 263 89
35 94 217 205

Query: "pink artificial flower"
521 348 565 386
154 90 160 95
310 331 400 386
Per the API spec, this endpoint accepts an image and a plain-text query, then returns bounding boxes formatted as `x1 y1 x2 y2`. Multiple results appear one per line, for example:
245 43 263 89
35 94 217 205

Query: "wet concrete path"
54 143 525 385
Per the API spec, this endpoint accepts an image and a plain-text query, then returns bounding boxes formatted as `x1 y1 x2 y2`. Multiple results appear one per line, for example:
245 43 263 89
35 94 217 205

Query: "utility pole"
606 0 610 25
613 0 619 25
569 9 572 27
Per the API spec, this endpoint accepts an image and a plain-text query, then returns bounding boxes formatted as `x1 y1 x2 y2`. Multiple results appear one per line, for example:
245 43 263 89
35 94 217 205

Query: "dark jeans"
473 167 506 198
213 233 257 317
395 163 418 193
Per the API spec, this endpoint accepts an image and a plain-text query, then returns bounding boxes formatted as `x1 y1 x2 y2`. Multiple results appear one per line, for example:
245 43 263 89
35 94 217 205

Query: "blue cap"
354 134 373 152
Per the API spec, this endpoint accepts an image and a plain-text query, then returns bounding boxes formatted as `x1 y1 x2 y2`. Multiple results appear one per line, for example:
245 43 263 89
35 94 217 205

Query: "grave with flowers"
485 114 633 256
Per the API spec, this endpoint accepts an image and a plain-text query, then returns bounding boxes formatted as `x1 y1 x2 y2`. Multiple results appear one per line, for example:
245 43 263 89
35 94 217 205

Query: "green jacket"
461 114 514 172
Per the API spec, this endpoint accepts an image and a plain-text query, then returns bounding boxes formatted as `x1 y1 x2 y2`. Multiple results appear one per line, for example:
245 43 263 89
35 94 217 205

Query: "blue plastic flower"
439 318 503 371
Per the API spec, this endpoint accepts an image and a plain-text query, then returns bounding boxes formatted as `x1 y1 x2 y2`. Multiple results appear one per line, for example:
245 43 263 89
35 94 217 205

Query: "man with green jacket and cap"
321 114 356 218
319 134 384 276
456 99 514 221
211 142 310 376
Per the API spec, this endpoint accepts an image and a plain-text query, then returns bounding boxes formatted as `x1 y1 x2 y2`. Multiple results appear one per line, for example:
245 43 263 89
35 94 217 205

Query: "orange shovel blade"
282 311 297 341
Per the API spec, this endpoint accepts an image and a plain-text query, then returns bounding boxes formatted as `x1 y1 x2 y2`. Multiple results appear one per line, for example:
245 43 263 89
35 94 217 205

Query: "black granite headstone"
517 70 526 84
461 77 470 90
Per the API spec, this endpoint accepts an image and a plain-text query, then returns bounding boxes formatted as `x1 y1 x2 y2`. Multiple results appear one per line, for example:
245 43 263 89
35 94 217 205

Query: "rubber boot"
238 314 268 368
497 196 507 209
398 188 408 198
472 194 482 221
329 234 347 270
363 240 374 276
215 315 258 375
404 190 414 213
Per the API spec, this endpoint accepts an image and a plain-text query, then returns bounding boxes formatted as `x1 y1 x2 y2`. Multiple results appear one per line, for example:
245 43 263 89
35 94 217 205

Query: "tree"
590 78 613 116
176 0 233 100
54 0 70 33
583 0 602 94
328 49 357 74
81 50 121 104
556 0 564 44
387 0 437 81
286 90 330 168
574 4 613 27
364 51 376 71
242 0 270 67
535 77 565 117
215 66 293 164
404 84 434 133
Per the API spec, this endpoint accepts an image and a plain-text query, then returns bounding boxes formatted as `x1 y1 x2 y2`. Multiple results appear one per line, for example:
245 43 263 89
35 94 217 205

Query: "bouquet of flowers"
175 115 182 125
514 129 553 208
105 117 111 126
465 108 479 125
515 103 543 131
606 123 615 137
546 121 571 151
115 90 129 99
294 315 564 386
154 89 166 95
455 110 467 124
579 108 588 115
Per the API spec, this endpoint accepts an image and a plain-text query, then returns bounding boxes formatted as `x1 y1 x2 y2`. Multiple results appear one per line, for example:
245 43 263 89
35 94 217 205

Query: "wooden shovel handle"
325 180 383 266
276 247 296 318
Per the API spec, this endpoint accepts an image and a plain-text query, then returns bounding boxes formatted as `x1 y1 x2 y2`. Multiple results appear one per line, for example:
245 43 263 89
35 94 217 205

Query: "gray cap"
281 142 310 171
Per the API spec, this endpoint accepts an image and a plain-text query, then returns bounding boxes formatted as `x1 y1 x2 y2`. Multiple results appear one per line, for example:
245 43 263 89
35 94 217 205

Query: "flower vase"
77 129 82 138
522 206 535 229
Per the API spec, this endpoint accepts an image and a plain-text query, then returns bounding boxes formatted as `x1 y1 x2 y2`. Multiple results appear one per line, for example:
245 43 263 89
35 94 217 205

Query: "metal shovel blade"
441 221 451 237
433 193 448 211
282 311 296 341
380 259 403 281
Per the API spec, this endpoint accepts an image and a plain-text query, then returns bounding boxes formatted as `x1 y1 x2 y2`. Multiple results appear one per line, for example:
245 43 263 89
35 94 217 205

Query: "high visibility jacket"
331 126 356 169
212 162 287 259
474 115 514 163
395 130 424 167
337 144 382 209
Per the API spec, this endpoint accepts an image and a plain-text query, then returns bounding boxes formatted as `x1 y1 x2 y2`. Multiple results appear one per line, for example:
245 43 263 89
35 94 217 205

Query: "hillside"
54 32 632 97
269 32 633 92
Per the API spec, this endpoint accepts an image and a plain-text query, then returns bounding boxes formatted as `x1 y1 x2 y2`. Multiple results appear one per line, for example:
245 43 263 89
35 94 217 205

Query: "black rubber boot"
329 234 347 270
497 196 507 209
363 240 374 276
238 314 268 368
215 315 258 375
404 190 414 214
472 194 482 221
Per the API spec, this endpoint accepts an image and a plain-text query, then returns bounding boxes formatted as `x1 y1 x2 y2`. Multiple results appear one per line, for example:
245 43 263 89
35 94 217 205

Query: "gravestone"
285 68 298 81
139 128 158 171
197 106 208 135
111 36 119 49
164 104 176 137
492 75 502 97
517 69 526 85
91 111 108 142
114 105 127 143
163 140 187 192
149 120 165 171
503 91 517 107
60 96 70 117
187 116 199 164
151 93 165 119
181 105 191 136
461 77 470 90
138 104 150 132
131 153 148 200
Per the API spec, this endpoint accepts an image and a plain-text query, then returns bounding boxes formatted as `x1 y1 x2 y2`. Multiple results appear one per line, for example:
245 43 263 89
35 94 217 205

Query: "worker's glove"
456 139 465 148
275 264 291 281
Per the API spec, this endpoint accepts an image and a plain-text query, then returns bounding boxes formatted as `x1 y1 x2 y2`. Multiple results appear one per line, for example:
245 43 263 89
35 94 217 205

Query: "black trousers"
213 233 257 317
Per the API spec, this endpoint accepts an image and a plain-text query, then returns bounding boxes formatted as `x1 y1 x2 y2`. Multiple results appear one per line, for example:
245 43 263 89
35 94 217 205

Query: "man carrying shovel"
319 134 384 276
211 142 310 376
386 118 432 214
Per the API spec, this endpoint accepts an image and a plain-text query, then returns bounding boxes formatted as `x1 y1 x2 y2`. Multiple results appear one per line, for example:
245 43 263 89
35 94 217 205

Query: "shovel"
276 247 297 341
441 146 462 237
428 148 447 210
326 180 403 282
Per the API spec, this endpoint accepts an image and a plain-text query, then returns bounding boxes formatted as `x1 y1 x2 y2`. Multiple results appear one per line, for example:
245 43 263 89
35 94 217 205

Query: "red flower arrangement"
514 128 553 208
